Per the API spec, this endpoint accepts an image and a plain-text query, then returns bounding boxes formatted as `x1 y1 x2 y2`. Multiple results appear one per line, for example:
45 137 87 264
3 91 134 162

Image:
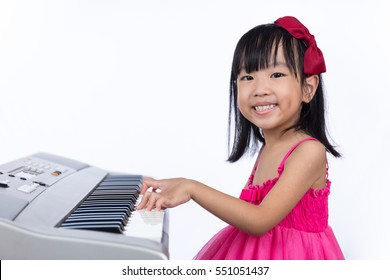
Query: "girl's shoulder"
277 137 328 191
295 137 325 154
289 137 326 158
281 137 326 172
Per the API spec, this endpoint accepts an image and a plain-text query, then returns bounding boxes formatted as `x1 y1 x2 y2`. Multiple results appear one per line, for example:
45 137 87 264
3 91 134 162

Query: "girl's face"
236 46 309 133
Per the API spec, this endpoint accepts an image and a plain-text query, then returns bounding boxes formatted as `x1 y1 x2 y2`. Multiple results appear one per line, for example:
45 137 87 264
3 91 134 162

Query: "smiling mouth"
254 104 277 112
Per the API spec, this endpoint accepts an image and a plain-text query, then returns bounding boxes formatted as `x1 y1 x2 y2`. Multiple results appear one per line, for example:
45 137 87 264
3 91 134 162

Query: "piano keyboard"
0 153 169 259
59 174 166 243
60 174 142 233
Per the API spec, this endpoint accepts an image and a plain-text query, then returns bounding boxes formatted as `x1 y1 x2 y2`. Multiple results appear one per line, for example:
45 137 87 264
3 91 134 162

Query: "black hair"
228 23 341 162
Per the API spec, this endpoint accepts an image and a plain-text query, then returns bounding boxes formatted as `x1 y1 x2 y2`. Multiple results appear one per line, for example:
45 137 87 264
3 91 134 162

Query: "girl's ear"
303 75 319 103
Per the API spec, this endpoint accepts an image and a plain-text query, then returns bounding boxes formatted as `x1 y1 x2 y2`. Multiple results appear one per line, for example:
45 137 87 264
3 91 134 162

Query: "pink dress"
194 138 344 260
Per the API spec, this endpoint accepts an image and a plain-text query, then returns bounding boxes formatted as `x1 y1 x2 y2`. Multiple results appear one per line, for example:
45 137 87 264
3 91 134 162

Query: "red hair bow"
275 16 326 75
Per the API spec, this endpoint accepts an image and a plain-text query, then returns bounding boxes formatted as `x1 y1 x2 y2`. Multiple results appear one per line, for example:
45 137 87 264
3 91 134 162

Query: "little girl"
137 16 345 260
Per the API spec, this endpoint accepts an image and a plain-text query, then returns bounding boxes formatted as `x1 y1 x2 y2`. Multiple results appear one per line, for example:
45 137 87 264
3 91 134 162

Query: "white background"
0 0 389 260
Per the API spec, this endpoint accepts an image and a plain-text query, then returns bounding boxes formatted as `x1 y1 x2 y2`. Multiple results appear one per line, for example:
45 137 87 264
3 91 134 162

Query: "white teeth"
255 104 276 112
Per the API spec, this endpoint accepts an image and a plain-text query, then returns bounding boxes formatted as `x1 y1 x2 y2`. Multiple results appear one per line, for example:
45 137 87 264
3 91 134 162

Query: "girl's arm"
137 141 327 236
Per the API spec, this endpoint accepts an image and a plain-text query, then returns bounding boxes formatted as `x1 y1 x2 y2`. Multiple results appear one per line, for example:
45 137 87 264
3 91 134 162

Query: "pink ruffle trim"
240 175 331 233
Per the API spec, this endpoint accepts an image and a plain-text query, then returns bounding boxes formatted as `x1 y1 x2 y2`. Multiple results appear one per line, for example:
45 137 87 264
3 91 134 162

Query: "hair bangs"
232 24 304 81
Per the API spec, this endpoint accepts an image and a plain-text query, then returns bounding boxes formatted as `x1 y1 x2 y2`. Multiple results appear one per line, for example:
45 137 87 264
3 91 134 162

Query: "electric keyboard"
0 153 169 259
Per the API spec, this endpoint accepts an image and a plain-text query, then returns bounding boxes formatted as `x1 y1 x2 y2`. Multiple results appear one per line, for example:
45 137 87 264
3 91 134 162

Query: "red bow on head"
274 16 326 75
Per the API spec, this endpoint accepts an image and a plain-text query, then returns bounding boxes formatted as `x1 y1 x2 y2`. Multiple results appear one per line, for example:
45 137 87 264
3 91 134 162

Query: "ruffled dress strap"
245 146 264 183
240 146 264 202
252 146 264 173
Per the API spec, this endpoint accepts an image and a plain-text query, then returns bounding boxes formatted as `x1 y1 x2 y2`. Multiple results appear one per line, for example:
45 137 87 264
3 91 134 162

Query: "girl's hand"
136 177 193 211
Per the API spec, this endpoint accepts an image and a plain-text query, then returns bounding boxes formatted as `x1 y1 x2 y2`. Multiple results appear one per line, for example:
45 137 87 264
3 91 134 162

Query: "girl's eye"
240 75 254 81
271 72 284 78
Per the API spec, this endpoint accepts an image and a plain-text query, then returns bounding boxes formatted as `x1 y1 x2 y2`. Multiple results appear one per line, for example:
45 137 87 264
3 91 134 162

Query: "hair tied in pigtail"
274 16 326 75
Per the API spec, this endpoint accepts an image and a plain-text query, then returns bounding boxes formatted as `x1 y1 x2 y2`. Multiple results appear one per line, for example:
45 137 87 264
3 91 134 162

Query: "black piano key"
104 175 142 180
80 200 136 205
96 185 139 189
98 182 141 189
84 195 138 202
73 207 131 214
94 187 138 192
90 195 138 200
63 215 126 224
75 202 133 208
82 200 137 207
99 177 142 182
61 222 124 233
86 190 138 196
62 217 126 228
66 210 128 216
72 211 132 219
77 201 135 213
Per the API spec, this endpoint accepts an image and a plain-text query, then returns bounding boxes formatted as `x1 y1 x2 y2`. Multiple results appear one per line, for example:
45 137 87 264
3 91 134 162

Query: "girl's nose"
252 79 271 97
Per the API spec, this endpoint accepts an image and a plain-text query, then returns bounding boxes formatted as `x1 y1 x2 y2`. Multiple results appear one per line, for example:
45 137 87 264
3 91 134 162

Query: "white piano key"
123 195 164 242
123 209 165 243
